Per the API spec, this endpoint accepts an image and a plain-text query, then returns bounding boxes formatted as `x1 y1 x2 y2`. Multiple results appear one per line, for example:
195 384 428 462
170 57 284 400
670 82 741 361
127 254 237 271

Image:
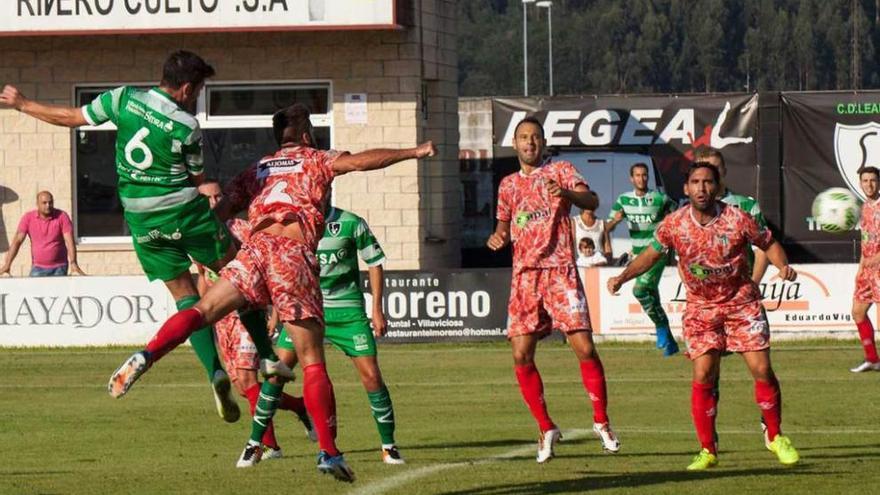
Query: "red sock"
244 384 279 448
691 381 717 453
144 308 205 362
514 364 555 433
279 393 307 415
856 320 880 363
755 378 782 442
579 359 609 424
303 363 340 456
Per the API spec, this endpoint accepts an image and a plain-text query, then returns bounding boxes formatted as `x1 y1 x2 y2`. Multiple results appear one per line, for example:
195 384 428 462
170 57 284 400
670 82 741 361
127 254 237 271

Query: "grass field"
1 340 878 494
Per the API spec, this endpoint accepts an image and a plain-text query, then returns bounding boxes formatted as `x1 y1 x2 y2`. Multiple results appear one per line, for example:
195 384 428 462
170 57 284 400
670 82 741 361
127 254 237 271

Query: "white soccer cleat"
260 358 295 380
236 442 263 468
108 351 150 398
593 422 620 453
850 361 880 373
262 446 283 460
381 446 406 465
536 428 561 463
761 420 772 451
212 370 241 423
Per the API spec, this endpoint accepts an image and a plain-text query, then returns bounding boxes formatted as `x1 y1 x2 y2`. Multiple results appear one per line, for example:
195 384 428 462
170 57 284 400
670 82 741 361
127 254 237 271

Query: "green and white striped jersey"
720 190 767 229
81 86 203 225
318 207 386 309
609 190 676 254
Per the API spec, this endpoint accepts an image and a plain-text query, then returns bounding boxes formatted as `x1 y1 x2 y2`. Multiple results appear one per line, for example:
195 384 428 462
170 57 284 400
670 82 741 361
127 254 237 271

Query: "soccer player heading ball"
608 162 800 470
487 116 619 462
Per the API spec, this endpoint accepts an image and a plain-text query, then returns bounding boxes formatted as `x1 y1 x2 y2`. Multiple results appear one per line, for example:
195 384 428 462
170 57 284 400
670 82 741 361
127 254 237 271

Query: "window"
74 82 332 243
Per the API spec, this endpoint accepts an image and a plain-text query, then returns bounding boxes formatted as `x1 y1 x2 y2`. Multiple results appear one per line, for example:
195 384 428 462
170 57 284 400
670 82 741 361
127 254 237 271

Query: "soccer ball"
811 187 861 233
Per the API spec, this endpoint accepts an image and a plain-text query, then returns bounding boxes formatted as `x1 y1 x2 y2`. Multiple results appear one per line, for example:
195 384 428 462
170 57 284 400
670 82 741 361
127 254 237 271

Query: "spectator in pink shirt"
0 191 85 277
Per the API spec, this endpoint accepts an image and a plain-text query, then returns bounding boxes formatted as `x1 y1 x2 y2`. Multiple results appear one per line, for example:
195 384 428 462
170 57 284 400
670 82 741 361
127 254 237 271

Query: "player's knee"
852 307 867 322
512 351 534 366
360 369 383 391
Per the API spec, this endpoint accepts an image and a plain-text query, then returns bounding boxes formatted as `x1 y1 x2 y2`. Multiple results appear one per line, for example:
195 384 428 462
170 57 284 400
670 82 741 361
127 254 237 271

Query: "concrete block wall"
0 0 460 276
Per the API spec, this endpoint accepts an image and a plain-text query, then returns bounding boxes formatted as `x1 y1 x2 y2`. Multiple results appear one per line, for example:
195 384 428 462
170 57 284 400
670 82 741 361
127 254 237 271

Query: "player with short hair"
487 116 619 463
608 162 800 470
109 103 436 482
849 166 880 372
694 147 770 283
0 50 250 423
606 163 679 356
195 180 315 459
275 199 404 464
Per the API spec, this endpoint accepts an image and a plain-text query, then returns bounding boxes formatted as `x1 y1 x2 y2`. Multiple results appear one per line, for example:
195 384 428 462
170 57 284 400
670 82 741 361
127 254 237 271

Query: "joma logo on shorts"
689 263 734 281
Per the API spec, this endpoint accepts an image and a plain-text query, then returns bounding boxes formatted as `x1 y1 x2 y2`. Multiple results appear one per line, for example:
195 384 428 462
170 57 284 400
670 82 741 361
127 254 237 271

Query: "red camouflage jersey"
224 146 340 252
497 160 587 271
860 197 880 260
652 203 773 305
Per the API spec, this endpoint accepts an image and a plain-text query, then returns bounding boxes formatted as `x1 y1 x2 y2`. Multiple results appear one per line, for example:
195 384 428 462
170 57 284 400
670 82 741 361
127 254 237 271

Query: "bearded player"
109 103 436 482
609 162 800 470
487 116 619 463
850 166 880 372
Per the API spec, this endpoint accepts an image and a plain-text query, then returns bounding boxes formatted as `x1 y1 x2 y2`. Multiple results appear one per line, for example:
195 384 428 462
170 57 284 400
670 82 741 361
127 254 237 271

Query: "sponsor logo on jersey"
328 222 341 236
514 209 550 228
689 262 735 281
256 158 304 178
627 213 659 224
834 121 880 201
353 334 369 351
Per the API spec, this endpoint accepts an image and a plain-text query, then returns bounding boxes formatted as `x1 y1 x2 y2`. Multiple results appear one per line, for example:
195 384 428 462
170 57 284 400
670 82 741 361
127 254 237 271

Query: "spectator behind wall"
572 207 612 263
0 191 85 277
576 237 607 268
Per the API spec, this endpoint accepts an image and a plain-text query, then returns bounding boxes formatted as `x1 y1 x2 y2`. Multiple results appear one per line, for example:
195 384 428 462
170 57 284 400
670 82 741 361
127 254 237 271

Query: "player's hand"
372 309 387 338
777 265 797 282
607 276 623 295
486 230 509 251
416 141 436 159
69 262 86 276
0 85 26 110
0 264 10 276
545 179 563 197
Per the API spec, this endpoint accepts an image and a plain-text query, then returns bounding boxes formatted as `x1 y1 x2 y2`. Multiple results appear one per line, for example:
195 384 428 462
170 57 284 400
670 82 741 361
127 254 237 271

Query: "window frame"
72 80 334 245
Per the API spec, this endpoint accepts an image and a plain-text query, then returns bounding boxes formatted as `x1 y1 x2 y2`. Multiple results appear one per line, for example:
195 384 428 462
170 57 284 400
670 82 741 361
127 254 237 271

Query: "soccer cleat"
260 358 295 380
768 435 800 466
593 422 621 453
536 428 562 463
317 451 356 482
212 370 240 423
686 448 719 471
262 446 283 460
108 351 150 398
761 419 772 451
236 442 263 468
850 360 880 373
382 446 406 465
655 327 680 357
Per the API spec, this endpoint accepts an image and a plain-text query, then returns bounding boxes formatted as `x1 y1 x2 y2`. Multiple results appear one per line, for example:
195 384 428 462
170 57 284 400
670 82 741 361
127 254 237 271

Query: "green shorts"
128 196 232 282
276 307 377 357
634 257 666 289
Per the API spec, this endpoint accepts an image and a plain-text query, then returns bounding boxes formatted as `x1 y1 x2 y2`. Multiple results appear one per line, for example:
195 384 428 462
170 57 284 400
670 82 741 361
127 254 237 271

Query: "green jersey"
720 190 767 229
318 207 386 309
609 190 676 254
81 86 203 226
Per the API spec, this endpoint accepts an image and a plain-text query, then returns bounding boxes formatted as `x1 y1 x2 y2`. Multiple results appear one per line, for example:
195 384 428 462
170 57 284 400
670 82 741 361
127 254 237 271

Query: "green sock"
251 381 283 444
237 309 279 361
367 385 396 445
177 295 222 380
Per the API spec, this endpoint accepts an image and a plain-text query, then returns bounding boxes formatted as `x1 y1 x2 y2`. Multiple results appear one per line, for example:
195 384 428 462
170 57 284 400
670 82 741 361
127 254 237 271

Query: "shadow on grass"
0 471 75 476
438 466 820 494
345 438 558 454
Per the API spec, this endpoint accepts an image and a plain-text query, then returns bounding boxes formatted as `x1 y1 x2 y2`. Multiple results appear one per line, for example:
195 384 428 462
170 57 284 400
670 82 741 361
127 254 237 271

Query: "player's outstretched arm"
331 141 436 176
605 210 625 231
0 85 87 128
546 181 598 210
763 240 796 282
607 245 664 294
486 220 511 251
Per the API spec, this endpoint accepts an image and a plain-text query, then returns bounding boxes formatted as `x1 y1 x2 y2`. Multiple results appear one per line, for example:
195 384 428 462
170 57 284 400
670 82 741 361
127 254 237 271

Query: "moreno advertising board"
2 0 403 36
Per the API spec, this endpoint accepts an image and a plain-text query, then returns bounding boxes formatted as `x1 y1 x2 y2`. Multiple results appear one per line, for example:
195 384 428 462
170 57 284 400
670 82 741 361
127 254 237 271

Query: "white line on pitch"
348 428 592 495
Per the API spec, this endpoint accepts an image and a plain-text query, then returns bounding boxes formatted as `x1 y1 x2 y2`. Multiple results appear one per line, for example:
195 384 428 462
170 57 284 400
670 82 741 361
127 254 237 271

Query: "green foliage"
459 0 880 95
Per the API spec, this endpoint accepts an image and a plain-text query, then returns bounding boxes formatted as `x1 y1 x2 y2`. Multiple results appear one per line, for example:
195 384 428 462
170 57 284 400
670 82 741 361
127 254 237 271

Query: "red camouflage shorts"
220 231 324 324
506 266 592 339
853 268 880 303
682 299 770 359
214 313 259 371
